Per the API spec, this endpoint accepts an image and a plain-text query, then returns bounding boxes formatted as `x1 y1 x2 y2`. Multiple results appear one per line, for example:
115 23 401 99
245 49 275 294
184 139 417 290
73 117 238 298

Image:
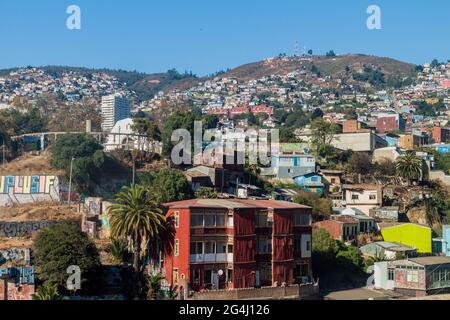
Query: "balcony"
190 253 233 264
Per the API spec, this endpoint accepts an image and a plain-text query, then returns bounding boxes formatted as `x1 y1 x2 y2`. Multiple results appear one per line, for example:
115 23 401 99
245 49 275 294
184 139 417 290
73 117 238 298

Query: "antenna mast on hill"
294 41 300 57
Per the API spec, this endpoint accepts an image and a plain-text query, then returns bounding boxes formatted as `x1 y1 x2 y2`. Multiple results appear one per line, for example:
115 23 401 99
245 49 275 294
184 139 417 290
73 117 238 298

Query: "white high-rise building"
101 94 131 132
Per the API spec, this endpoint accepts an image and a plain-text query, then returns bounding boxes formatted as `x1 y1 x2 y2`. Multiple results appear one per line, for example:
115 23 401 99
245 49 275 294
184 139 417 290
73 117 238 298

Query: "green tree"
33 284 65 300
131 118 161 150
348 152 373 183
108 238 130 265
312 228 339 276
109 185 165 271
146 273 165 300
310 118 340 158
293 190 332 220
279 127 301 143
195 187 218 199
395 152 422 185
33 222 101 293
311 108 324 120
139 168 192 204
51 133 105 192
161 111 196 156
0 107 47 136
435 153 450 174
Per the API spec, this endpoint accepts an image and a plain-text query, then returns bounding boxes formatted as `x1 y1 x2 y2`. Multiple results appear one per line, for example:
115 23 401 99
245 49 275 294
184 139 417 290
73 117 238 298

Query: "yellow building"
399 134 421 150
380 223 432 253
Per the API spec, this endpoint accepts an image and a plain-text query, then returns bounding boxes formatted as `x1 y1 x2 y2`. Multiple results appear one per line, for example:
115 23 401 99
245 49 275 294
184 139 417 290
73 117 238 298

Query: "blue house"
270 154 316 180
382 133 400 147
293 172 325 195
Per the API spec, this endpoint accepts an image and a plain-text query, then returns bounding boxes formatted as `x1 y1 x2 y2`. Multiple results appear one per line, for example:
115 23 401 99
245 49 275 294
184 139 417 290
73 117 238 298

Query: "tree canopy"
51 133 106 192
33 222 101 293
139 168 193 204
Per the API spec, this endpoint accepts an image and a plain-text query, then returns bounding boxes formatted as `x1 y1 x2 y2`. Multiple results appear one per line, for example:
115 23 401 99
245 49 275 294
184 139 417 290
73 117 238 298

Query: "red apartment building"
162 199 313 292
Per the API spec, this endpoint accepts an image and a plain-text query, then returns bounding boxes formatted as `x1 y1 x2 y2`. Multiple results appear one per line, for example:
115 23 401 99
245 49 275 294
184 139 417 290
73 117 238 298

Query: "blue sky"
0 0 448 75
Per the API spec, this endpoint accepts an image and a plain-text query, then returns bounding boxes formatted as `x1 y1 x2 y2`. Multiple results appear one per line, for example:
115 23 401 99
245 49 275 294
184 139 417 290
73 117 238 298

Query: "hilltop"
220 54 416 82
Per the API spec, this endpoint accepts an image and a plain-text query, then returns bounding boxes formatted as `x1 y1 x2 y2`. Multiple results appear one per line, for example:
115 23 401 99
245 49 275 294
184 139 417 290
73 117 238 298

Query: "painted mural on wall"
0 221 55 238
0 248 31 265
0 175 61 205
0 266 35 284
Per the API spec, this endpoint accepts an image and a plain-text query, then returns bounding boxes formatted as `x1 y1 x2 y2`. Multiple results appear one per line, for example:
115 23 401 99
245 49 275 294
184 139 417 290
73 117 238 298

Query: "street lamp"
68 157 75 205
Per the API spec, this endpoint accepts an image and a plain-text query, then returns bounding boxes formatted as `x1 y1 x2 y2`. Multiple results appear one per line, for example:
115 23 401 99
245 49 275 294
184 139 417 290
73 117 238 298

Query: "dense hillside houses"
0 55 449 301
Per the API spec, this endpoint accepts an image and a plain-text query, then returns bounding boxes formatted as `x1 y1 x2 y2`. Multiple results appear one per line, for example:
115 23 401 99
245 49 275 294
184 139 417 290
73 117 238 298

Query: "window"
306 241 311 251
256 211 273 227
331 178 336 184
227 244 233 254
204 270 213 285
204 214 216 227
294 263 310 278
205 241 216 254
173 269 179 284
193 269 201 285
227 269 233 282
388 269 394 281
174 239 179 257
217 242 226 254
407 270 419 283
216 213 225 227
352 194 359 200
257 237 272 254
190 242 203 255
294 213 311 226
174 211 180 228
294 235 301 253
369 195 376 200
191 213 203 227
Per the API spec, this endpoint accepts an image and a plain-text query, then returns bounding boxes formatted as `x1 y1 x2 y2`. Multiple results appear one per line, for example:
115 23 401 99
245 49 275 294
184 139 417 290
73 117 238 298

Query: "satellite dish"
218 270 224 276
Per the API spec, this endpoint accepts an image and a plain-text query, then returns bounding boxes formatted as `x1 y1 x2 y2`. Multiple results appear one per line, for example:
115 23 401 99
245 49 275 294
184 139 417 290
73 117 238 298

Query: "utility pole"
2 143 5 167
68 157 75 206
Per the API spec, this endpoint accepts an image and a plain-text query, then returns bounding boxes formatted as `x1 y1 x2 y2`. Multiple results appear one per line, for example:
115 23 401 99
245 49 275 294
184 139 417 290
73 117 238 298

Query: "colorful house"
293 173 325 195
380 223 432 253
268 154 316 181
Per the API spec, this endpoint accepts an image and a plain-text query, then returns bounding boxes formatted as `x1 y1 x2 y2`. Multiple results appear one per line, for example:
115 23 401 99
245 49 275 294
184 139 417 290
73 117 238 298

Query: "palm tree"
109 238 129 265
146 273 165 300
109 185 166 275
395 152 422 185
33 284 64 300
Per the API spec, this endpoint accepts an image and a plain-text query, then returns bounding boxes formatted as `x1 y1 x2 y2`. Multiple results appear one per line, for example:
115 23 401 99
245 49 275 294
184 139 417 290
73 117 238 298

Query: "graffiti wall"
0 175 61 205
0 221 55 238
0 248 31 265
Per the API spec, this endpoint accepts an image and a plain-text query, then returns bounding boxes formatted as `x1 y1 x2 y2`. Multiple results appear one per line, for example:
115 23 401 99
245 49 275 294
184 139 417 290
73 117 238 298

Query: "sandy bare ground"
0 152 65 176
0 202 81 222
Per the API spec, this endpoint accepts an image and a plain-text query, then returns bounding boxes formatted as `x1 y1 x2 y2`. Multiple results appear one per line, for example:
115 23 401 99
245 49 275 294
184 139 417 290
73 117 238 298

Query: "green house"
380 223 432 254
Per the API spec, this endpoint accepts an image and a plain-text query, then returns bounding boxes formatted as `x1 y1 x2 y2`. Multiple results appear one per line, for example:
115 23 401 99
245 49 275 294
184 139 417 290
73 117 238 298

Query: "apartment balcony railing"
190 253 233 264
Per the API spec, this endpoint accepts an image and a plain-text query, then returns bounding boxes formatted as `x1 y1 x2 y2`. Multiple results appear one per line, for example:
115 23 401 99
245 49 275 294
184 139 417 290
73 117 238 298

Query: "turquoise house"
293 172 325 195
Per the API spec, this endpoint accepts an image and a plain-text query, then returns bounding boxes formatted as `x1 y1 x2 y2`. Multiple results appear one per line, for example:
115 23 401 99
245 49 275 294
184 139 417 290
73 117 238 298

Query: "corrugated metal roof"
163 198 311 210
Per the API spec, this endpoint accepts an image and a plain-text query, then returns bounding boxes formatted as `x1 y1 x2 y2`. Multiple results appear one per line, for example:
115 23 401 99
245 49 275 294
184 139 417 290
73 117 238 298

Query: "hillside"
0 54 418 102
0 66 200 101
220 54 416 82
